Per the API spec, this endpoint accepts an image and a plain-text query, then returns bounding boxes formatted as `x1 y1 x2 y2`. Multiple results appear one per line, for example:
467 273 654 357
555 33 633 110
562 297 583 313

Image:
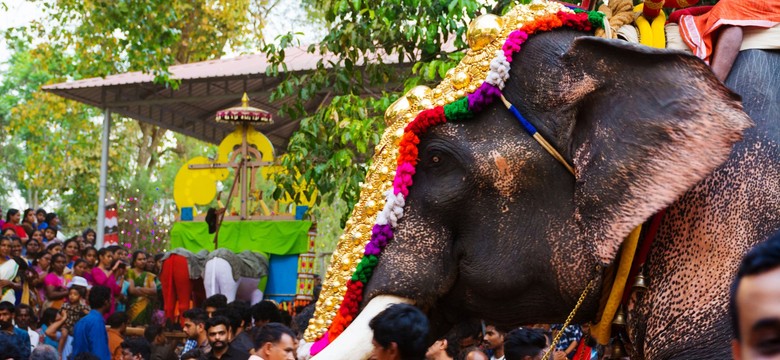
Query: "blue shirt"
72 309 111 360
0 327 31 360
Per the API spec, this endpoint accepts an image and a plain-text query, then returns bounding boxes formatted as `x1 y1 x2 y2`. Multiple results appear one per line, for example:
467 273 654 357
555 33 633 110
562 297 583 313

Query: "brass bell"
633 270 648 292
612 305 627 326
612 338 626 358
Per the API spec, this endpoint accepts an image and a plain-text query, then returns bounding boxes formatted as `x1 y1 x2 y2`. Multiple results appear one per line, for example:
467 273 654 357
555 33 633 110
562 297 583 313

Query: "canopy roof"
43 48 405 150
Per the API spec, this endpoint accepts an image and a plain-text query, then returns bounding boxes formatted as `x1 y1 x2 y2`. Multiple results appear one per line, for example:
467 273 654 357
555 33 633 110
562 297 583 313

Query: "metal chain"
542 279 594 360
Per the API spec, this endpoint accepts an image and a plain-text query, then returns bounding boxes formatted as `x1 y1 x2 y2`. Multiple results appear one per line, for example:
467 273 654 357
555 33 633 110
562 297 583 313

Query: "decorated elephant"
203 248 268 304
304 2 780 359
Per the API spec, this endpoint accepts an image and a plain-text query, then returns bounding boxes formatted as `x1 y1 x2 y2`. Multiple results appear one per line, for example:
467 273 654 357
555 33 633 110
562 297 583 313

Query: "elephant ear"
562 37 753 264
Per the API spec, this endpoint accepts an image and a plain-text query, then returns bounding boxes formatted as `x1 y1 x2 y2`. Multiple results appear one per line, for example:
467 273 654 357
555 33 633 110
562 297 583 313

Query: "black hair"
33 251 51 266
730 230 780 340
183 307 208 325
252 322 295 349
89 285 112 309
6 208 19 222
368 303 429 360
205 315 231 332
70 285 87 299
107 311 129 328
228 301 252 329
82 246 98 258
73 353 101 360
252 300 282 324
0 301 15 312
22 209 34 224
144 324 164 343
214 307 243 332
44 227 57 235
36 208 47 216
44 212 57 226
63 238 79 252
15 303 32 314
203 294 228 310
121 337 152 360
50 253 66 266
504 328 547 360
40 308 59 326
97 247 113 258
82 228 96 240
74 258 88 269
131 251 148 269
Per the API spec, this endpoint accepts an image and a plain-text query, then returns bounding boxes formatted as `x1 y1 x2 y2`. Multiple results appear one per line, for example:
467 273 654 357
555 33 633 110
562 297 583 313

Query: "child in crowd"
41 307 64 349
59 278 91 358
43 228 57 246
46 240 62 255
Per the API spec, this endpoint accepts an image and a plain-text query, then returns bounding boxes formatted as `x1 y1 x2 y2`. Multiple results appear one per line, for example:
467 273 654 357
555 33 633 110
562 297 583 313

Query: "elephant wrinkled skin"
350 30 780 360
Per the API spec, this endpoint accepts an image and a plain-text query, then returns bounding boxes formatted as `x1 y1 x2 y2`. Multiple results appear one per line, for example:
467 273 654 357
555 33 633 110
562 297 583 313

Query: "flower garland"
312 8 601 353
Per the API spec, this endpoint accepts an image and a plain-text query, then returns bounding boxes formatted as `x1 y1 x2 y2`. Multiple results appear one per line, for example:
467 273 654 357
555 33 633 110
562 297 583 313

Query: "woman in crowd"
63 238 80 271
44 253 68 309
72 259 89 279
24 238 41 260
21 209 36 238
91 247 122 318
10 237 22 258
127 251 159 326
82 229 96 247
2 209 29 241
30 229 44 246
32 252 51 308
0 237 21 303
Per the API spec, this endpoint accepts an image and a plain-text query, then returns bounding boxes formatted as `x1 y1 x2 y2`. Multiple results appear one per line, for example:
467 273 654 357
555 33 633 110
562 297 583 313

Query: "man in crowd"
483 324 506 360
425 332 459 360
215 305 253 354
551 325 581 360
121 337 152 360
369 303 429 360
144 325 176 360
504 328 546 360
205 315 248 360
108 312 129 360
72 285 112 360
15 303 40 351
731 230 780 360
204 294 228 318
252 300 282 328
181 308 211 358
0 301 31 359
250 323 296 360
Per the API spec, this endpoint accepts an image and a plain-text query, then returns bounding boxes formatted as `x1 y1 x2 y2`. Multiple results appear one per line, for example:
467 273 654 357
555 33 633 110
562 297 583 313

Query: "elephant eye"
432 155 440 163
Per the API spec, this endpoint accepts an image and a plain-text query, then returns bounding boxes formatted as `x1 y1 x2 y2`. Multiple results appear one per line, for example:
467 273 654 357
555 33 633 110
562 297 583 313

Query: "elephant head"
309 12 753 359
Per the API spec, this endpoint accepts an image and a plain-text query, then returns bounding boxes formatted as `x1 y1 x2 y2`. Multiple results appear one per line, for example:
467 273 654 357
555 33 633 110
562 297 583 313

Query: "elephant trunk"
310 295 414 360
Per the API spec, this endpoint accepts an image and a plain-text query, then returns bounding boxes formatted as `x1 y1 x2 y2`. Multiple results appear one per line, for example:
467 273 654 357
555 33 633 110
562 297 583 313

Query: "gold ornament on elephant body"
303 0 568 342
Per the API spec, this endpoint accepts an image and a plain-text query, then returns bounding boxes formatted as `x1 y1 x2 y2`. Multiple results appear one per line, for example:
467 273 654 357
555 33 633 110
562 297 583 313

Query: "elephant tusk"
310 295 414 360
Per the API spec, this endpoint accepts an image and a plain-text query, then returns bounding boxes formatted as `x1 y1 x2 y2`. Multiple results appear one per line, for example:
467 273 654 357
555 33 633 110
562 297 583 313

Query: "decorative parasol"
215 93 273 125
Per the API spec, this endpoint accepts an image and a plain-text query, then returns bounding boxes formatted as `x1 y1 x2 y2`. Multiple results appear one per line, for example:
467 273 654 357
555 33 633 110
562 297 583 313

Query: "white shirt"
491 356 505 360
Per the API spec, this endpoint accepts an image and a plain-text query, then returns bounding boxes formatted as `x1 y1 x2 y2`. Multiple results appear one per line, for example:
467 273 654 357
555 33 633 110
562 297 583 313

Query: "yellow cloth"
590 225 642 345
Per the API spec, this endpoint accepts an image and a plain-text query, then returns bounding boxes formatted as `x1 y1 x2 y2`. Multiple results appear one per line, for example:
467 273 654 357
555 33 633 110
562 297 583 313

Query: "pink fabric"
91 267 120 318
44 272 64 289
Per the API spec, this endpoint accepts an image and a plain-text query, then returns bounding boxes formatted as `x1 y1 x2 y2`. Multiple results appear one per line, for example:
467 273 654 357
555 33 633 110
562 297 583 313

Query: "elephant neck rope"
306 3 613 351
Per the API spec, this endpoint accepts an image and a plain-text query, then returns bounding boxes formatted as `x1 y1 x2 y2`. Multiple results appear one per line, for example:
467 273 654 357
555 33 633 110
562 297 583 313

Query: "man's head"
369 303 429 360
14 304 33 329
0 301 15 330
426 325 467 360
731 231 780 360
143 324 166 346
504 328 546 360
228 301 252 332
252 322 296 360
214 307 243 338
89 285 112 312
183 308 208 341
203 294 228 317
483 325 505 352
121 337 152 360
252 300 282 327
108 311 129 334
206 316 232 353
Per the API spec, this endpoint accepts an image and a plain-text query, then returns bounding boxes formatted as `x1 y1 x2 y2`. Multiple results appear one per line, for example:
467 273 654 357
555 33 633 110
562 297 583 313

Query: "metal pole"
97 108 111 249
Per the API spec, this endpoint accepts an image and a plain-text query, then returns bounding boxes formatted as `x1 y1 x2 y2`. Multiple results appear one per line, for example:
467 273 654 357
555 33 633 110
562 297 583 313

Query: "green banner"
170 220 312 255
